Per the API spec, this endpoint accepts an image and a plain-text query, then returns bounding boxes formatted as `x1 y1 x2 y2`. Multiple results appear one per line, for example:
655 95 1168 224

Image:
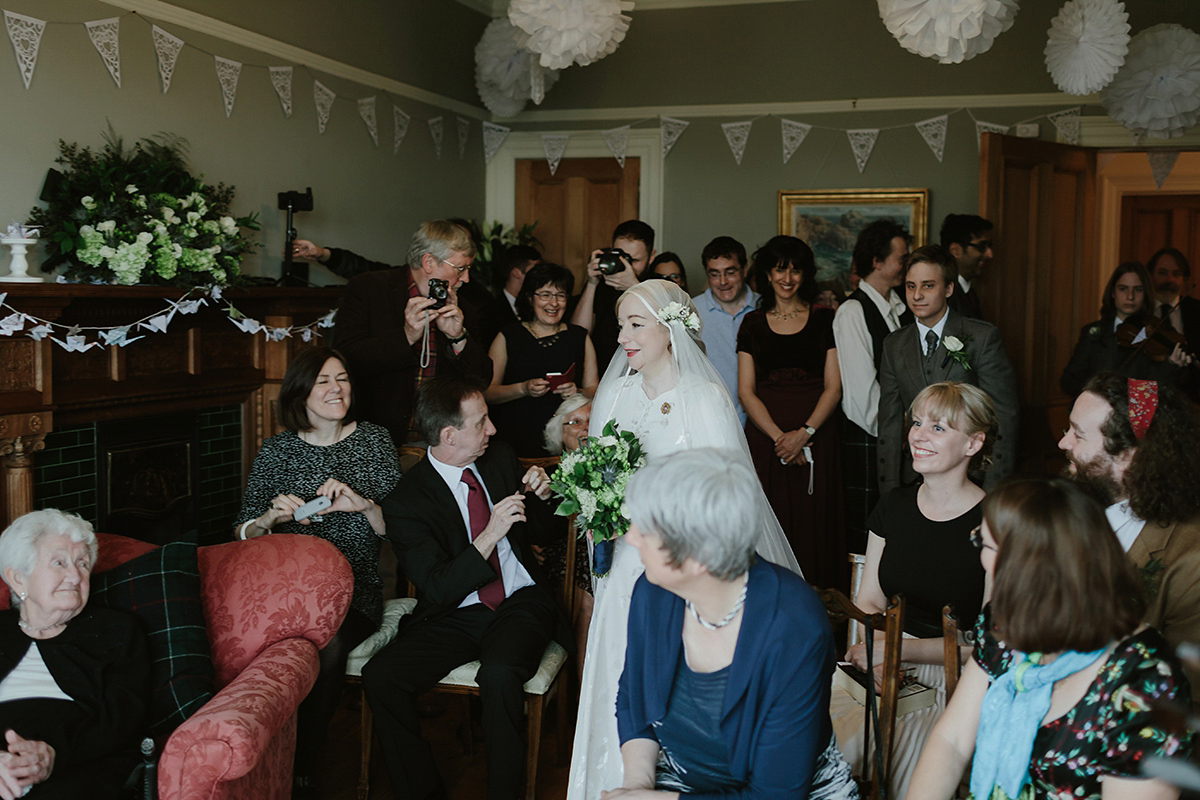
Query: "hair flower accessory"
941 333 974 372
656 301 700 332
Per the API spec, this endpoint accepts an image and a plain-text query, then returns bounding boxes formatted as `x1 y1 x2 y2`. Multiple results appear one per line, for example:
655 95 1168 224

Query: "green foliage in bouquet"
27 129 260 288
550 420 645 543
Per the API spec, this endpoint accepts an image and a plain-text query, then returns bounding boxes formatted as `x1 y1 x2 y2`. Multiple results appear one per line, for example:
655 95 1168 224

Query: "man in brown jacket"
1059 370 1200 710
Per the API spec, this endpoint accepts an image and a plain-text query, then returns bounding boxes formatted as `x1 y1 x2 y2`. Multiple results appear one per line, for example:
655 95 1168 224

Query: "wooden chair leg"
358 691 373 800
555 675 570 767
524 693 544 800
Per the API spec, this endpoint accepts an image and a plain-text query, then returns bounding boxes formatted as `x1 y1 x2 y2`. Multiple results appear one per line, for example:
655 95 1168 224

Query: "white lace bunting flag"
358 97 378 146
4 11 45 89
428 117 445 159
269 66 293 117
393 105 411 154
530 55 547 104
313 80 336 133
1048 107 1082 145
482 121 510 165
214 56 241 118
660 116 690 158
151 25 184 94
457 117 471 160
1148 150 1180 189
721 121 753 165
542 133 569 175
915 114 949 162
975 120 1010 150
85 18 121 87
603 125 630 168
780 119 812 164
847 129 879 173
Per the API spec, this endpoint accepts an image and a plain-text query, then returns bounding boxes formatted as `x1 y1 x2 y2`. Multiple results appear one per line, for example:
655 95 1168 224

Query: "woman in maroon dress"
737 235 845 590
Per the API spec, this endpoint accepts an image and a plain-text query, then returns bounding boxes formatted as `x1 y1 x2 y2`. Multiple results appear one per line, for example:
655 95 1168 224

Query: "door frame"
485 128 664 241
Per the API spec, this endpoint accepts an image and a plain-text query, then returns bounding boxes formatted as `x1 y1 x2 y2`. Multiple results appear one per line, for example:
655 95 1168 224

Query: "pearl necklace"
685 579 748 631
18 618 64 635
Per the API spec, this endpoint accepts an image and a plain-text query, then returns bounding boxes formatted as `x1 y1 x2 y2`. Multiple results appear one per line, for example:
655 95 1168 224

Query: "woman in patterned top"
235 346 400 797
908 477 1192 800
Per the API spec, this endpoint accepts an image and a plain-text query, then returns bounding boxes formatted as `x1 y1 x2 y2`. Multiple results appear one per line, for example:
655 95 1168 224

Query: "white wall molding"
102 0 488 118
511 92 1101 124
1078 115 1200 148
485 128 663 241
456 0 815 16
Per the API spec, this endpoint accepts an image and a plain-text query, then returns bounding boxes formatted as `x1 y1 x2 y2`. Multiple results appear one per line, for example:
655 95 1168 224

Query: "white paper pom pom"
509 0 634 70
877 0 1019 64
1101 23 1200 140
475 18 560 118
1045 0 1129 95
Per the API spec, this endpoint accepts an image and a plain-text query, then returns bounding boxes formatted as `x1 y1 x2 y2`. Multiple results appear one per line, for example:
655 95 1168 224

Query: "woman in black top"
838 381 997 800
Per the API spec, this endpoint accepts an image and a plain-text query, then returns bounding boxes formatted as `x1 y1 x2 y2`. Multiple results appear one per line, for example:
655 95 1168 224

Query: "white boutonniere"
1087 324 1101 338
941 334 974 371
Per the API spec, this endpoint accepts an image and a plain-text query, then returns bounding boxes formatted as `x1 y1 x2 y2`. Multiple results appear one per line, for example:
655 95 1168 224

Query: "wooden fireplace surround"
0 284 342 526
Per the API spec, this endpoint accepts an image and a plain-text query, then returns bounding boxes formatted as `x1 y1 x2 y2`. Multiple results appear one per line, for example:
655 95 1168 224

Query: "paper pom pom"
1102 23 1200 140
878 0 1019 64
475 18 559 118
1045 0 1129 95
509 0 634 70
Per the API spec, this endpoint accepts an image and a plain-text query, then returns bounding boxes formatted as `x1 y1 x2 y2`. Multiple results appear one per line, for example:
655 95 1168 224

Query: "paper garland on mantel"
603 125 630 168
781 119 812 165
4 11 44 89
542 133 569 175
1148 150 1180 189
428 117 444 159
214 56 240 118
847 129 879 173
358 97 378 146
482 121 510 165
721 121 753 165
916 114 948 161
85 18 121 88
150 25 183 94
269 66 293 117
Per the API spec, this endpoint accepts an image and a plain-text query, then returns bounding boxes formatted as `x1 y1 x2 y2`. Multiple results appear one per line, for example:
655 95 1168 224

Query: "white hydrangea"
96 220 116 233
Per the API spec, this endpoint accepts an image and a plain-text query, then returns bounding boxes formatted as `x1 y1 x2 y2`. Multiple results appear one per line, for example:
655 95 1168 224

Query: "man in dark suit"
877 245 1019 494
1148 247 1200 340
940 214 994 320
363 378 561 800
329 220 492 444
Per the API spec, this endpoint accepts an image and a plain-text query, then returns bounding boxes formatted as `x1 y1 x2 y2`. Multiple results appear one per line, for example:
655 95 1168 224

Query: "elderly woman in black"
235 346 400 795
0 509 149 800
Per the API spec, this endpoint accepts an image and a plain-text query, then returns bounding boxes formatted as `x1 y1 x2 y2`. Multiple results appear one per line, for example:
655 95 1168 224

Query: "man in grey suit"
877 245 1019 494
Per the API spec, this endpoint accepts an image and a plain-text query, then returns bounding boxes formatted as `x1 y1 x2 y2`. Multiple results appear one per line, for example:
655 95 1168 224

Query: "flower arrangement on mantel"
27 130 260 289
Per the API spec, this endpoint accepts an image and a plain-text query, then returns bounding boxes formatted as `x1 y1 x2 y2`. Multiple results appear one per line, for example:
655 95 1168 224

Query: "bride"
567 280 803 799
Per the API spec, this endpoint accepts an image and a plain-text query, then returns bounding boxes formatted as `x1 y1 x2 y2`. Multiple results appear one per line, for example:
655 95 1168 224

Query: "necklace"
18 618 64 634
685 578 748 631
769 307 804 321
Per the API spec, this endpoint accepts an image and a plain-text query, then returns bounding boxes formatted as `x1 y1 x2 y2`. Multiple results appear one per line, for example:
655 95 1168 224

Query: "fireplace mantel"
0 284 342 525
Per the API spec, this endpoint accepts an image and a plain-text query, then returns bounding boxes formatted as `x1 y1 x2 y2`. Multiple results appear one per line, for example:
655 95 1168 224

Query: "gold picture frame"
778 188 929 285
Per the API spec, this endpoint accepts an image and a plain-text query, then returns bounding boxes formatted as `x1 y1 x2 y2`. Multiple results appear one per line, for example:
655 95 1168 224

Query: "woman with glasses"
645 252 689 293
908 477 1192 800
836 381 997 800
485 262 599 456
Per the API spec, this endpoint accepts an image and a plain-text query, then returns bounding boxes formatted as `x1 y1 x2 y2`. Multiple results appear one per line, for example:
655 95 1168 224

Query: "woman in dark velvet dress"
737 235 845 590
486 262 599 456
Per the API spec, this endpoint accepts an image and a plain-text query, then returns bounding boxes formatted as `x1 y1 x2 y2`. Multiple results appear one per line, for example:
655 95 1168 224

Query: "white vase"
0 237 42 283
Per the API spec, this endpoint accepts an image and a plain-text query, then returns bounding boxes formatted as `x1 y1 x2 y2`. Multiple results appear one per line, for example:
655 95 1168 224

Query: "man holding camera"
330 220 493 444
571 219 656 366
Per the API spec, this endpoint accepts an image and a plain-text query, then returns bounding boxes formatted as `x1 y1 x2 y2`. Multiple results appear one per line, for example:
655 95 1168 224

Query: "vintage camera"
428 278 450 309
597 248 631 275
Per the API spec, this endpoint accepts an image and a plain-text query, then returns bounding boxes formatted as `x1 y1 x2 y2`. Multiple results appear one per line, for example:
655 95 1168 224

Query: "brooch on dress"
660 402 672 415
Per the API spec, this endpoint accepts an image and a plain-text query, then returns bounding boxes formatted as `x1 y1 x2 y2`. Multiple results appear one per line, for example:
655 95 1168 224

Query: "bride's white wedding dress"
567 370 802 799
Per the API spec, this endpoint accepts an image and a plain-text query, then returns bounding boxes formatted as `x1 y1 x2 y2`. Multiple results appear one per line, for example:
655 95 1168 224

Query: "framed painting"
778 188 929 288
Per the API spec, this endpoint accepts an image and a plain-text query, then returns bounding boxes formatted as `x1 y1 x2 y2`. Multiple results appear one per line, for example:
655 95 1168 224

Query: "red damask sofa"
3 532 353 800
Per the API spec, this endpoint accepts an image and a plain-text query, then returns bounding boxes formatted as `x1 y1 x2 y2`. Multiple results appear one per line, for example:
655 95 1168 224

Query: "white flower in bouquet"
96 219 116 233
125 184 138 194
219 216 238 236
81 196 96 210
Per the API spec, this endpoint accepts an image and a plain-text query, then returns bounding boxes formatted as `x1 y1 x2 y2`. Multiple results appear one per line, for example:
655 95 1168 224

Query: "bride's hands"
774 429 811 465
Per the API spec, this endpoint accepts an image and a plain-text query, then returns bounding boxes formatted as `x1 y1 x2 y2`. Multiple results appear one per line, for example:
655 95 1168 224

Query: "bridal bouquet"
550 420 645 577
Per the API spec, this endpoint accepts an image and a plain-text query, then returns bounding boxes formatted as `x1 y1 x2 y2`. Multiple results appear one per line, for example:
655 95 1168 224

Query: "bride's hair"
617 280 706 355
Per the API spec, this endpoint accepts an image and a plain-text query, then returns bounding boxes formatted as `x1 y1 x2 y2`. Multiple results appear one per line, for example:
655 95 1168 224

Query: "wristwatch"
445 329 469 344
804 425 817 436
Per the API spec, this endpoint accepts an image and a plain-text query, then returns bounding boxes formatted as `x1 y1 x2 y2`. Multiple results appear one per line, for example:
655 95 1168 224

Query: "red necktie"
461 468 505 610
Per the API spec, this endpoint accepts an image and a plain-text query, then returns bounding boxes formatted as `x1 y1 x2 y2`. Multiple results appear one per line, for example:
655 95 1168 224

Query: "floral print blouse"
972 607 1193 799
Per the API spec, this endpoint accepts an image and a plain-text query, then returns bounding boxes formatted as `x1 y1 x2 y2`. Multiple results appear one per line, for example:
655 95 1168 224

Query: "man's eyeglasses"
966 240 992 252
440 258 472 274
534 291 568 301
969 525 996 552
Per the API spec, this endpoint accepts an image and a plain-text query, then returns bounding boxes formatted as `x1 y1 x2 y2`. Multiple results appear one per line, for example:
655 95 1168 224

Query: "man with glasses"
330 220 493 444
694 236 756 425
939 214 994 320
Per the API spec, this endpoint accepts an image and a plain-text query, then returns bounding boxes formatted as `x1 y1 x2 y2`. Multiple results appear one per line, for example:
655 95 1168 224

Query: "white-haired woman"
569 280 802 799
606 449 855 799
0 510 149 800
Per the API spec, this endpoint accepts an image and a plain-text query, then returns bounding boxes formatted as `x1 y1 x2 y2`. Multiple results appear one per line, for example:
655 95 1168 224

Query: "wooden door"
515 157 640 292
1120 193 1200 280
979 133 1097 473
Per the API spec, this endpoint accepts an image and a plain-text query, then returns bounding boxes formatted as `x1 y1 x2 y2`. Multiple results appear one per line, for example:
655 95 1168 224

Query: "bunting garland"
428 117 444 159
358 96 378 146
4 11 45 89
457 116 471 160
150 25 183 93
721 120 753 165
603 125 630 168
847 129 879 173
393 105 411 154
269 66 293 117
780 119 811 164
213 56 241 118
1148 150 1180 189
1048 106 1082 144
975 120 1011 149
84 18 121 87
660 116 689 158
915 114 949 161
542 133 569 175
482 121 510 165
313 79 335 133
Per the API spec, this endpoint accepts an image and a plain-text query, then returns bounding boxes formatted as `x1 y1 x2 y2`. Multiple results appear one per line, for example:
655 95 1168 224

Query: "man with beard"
1059 371 1200 709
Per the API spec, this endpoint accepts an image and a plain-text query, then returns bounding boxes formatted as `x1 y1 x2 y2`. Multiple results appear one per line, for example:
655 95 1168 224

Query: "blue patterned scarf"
971 646 1107 800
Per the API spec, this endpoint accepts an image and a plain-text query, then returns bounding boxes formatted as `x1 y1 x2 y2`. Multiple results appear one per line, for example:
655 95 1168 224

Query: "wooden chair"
820 588 905 800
